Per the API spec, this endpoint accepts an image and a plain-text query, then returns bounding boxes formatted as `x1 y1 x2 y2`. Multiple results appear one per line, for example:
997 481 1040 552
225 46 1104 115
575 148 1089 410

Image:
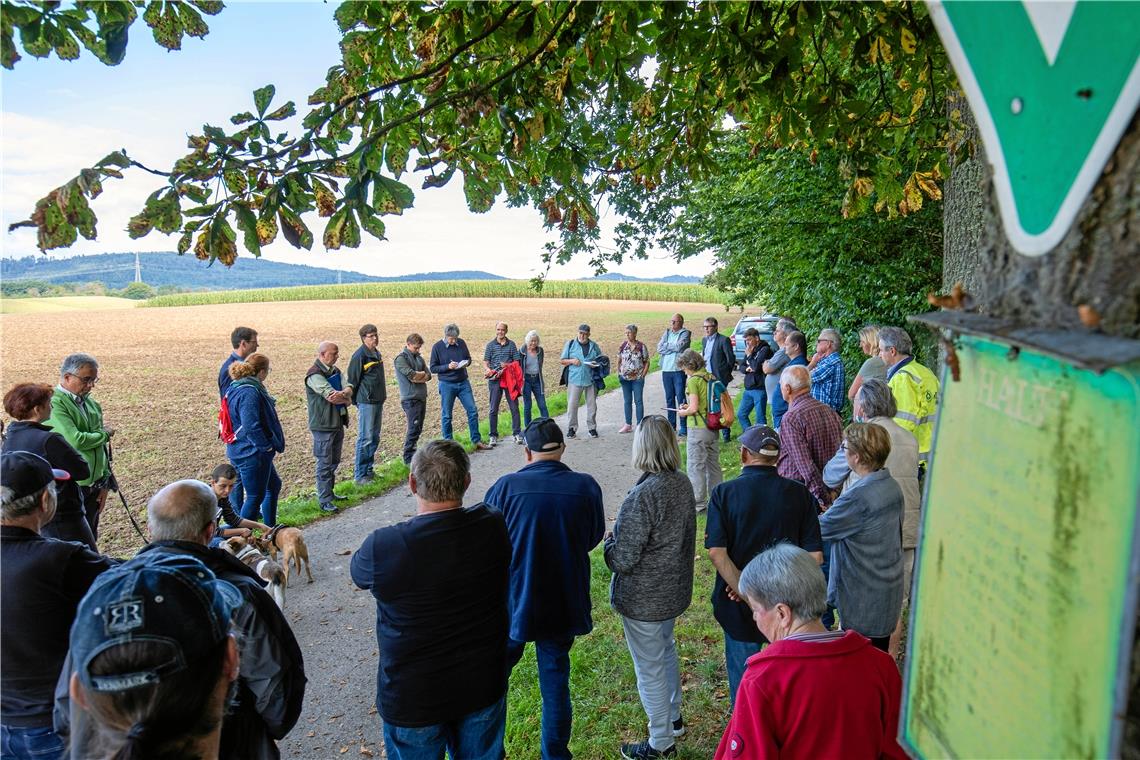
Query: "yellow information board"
902 335 1140 758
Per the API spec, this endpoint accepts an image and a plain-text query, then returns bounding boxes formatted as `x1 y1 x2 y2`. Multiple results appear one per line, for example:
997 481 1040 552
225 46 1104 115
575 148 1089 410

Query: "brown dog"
254 526 313 587
221 536 287 609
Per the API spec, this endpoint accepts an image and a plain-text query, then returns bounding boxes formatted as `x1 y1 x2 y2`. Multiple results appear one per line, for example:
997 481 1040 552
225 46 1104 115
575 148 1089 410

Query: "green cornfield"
143 279 723 307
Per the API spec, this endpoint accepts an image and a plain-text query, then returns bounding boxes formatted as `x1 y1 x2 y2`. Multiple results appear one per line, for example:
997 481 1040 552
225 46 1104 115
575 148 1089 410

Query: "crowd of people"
0 312 942 759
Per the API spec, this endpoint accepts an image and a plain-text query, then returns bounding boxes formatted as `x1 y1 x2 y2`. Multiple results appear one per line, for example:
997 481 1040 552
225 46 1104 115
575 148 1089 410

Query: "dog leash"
106 443 147 544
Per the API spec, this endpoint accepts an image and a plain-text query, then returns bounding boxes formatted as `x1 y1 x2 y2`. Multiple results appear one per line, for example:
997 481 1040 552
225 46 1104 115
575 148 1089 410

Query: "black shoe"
567 428 576 439
319 503 339 513
620 740 675 759
589 429 599 438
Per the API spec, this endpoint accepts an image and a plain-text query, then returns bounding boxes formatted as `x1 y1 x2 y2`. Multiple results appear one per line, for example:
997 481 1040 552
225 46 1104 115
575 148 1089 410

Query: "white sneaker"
488 436 499 445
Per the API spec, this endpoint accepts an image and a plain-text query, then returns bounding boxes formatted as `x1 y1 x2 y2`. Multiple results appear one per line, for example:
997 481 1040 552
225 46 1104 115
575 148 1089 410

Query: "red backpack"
218 395 237 444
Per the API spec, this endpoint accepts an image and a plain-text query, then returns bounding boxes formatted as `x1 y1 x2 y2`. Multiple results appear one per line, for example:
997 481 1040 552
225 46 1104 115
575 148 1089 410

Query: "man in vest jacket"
305 342 352 513
347 324 387 485
879 327 940 476
47 353 115 539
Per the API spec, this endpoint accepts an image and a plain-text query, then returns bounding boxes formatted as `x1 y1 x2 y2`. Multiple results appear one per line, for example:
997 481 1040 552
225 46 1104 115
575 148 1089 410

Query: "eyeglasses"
703 324 715 330
72 375 99 386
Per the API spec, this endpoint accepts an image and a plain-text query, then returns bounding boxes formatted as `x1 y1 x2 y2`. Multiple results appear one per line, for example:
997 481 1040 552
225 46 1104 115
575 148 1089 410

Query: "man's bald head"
318 341 339 365
147 479 217 544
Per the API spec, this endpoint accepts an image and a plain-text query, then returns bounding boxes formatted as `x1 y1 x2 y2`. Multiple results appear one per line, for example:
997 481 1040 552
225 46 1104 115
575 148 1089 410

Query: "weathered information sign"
902 335 1140 758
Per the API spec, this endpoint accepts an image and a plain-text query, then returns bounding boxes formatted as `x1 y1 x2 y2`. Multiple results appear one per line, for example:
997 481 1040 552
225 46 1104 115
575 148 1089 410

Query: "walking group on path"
2 310 942 759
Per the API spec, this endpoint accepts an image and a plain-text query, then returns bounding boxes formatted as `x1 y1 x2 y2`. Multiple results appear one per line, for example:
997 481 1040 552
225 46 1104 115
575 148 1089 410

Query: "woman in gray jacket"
604 415 696 760
819 421 905 652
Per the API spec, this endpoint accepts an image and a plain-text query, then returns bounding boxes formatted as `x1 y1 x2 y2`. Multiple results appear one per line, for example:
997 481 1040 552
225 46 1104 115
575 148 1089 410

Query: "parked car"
730 314 780 363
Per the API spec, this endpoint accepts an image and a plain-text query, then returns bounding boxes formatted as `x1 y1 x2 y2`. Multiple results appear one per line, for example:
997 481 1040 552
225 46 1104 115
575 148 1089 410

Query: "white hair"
780 364 811 391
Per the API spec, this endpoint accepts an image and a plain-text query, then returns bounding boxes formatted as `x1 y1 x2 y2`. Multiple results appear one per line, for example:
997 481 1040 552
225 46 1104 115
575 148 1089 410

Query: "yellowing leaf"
900 27 916 55
853 177 874 197
903 178 923 212
869 36 892 64
916 176 942 201
910 87 926 116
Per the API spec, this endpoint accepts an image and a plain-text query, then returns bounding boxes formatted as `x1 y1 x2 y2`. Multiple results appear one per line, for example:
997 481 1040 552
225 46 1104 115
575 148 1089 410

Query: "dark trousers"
401 398 426 465
488 381 520 437
662 371 688 433
80 485 105 540
869 636 891 653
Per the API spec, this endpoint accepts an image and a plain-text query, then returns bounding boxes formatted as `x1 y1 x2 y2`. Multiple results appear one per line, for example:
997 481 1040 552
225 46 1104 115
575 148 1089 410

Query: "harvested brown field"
1 297 720 554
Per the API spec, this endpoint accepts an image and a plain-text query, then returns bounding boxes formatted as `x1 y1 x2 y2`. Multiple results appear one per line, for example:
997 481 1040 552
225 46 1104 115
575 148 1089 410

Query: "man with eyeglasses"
47 353 114 540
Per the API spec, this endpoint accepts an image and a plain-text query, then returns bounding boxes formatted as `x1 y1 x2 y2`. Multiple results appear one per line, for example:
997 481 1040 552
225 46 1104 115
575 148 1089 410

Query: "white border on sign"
927 0 1140 257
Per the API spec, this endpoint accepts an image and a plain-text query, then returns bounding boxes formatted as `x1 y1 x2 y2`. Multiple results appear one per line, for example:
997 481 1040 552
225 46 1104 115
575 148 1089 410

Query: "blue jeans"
233 451 281 525
736 388 767 428
355 401 384 480
0 724 66 760
438 380 482 444
821 541 837 629
662 371 687 433
724 634 762 707
522 375 548 426
506 636 574 760
381 695 506 760
620 377 645 425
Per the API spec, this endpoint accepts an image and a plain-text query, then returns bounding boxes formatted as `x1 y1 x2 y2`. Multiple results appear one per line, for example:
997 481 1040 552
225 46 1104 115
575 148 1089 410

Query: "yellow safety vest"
888 359 940 460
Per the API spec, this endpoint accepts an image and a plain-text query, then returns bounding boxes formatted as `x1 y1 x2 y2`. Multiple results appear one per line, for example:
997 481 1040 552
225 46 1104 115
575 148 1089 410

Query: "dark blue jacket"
225 378 285 461
429 339 472 384
219 351 241 397
484 460 605 642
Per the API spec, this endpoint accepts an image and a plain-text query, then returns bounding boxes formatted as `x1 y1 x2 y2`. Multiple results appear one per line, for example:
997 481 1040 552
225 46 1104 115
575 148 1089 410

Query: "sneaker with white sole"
620 740 675 759
647 717 686 738
488 436 500 445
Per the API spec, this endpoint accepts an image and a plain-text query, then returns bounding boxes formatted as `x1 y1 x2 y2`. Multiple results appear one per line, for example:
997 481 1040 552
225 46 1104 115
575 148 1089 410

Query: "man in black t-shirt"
351 439 510 759
704 425 823 707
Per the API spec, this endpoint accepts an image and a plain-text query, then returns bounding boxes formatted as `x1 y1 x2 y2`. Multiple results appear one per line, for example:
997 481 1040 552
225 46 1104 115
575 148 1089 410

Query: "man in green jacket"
47 353 115 539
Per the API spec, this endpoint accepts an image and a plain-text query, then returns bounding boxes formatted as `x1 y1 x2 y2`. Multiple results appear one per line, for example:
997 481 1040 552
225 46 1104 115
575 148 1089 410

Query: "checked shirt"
777 393 843 508
810 352 846 413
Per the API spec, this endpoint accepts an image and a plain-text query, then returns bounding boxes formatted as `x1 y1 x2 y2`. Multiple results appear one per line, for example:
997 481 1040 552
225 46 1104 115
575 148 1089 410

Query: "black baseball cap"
1 451 70 500
524 417 565 452
739 425 781 456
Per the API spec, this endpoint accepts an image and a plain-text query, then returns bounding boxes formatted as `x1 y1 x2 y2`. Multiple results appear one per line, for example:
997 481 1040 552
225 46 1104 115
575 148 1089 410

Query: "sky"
0 2 715 281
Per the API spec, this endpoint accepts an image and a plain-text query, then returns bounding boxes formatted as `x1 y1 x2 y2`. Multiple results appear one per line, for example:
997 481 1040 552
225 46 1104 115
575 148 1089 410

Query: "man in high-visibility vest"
878 327 940 474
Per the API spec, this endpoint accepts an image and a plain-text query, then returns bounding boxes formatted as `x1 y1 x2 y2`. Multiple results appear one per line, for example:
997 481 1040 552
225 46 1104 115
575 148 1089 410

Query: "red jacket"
498 360 524 401
715 631 907 760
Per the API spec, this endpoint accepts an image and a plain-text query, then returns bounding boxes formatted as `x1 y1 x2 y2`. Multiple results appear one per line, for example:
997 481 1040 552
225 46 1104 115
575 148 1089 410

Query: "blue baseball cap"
70 552 241 693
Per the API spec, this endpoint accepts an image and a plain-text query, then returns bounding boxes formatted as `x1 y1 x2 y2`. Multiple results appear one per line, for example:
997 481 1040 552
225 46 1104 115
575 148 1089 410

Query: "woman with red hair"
2 382 96 548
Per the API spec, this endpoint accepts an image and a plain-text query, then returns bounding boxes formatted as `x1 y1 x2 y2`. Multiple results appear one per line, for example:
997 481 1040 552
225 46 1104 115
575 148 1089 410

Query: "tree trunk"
942 97 1140 756
944 102 1139 339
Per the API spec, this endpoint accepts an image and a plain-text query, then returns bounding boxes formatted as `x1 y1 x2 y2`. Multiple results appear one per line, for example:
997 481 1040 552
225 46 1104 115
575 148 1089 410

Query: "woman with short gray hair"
715 543 905 759
520 330 549 425
605 415 696 759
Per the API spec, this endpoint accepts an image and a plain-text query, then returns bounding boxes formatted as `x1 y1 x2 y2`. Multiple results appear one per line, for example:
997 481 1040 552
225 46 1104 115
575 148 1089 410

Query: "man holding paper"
430 323 492 451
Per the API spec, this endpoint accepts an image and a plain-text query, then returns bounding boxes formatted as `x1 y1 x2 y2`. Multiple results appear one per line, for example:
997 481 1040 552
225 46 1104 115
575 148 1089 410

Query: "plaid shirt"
810 352 846 413
483 338 520 371
777 393 843 507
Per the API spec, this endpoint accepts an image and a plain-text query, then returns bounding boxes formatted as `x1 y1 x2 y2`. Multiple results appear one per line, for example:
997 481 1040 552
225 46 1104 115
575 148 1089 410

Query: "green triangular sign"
929 0 1140 255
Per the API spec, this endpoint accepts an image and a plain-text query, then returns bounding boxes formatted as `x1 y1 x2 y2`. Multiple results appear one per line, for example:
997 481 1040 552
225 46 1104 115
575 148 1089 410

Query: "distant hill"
0 253 509 291
587 272 703 285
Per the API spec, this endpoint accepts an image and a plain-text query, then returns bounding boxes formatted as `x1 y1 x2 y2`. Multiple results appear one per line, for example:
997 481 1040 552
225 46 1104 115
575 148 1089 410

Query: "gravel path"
280 373 673 758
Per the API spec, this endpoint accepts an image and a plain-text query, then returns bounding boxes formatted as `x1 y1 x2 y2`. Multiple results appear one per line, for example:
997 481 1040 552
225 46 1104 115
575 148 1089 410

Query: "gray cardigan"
818 468 904 638
604 470 696 622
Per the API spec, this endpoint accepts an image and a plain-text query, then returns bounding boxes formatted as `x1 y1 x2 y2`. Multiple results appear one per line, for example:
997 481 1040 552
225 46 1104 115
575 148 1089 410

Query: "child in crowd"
209 463 270 546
